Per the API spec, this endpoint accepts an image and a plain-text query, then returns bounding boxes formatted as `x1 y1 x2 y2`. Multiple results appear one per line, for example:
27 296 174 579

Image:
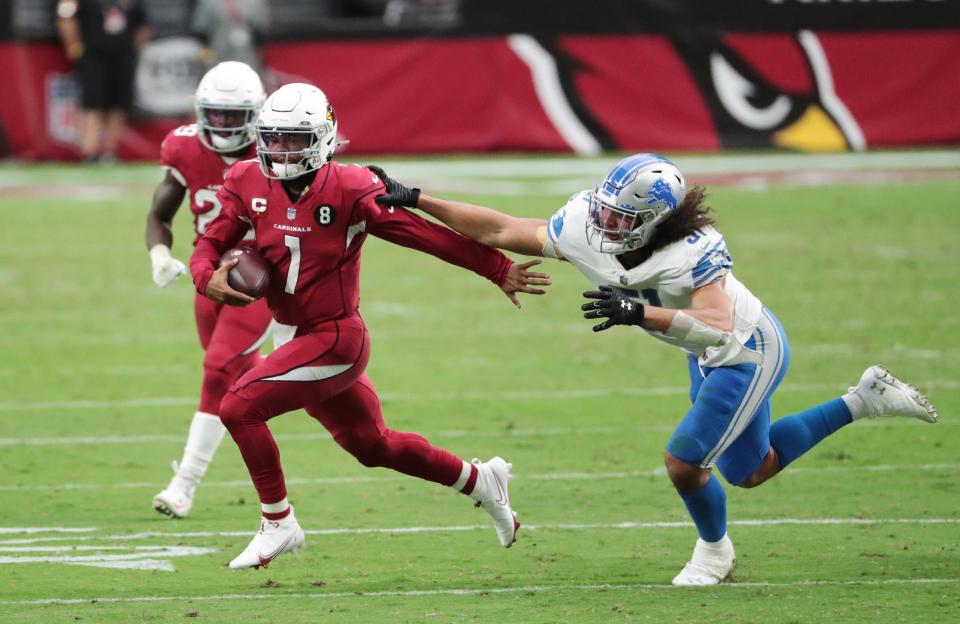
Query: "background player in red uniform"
191 82 550 569
146 62 274 519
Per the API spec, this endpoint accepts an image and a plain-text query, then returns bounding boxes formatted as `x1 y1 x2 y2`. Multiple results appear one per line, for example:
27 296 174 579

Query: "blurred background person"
55 0 150 163
191 0 269 77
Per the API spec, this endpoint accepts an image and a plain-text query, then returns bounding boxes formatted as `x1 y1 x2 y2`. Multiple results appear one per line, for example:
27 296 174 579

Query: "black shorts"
77 53 136 111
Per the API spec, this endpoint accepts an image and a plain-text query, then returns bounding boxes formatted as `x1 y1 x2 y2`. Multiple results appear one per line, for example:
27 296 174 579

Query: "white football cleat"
848 366 939 423
470 456 520 548
152 461 196 519
229 507 306 570
672 534 736 586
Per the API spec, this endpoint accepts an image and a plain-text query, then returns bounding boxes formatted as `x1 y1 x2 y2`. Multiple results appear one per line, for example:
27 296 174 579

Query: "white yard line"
2 152 958 201
3 151 958 186
0 463 956 494
1 379 956 415
0 528 96 535
378 151 960 178
0 410 954 449
2 577 957 606
1 517 956 547
0 426 628 447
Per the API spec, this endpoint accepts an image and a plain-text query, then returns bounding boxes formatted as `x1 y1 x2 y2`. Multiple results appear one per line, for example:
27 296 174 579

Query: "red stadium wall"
2 31 958 160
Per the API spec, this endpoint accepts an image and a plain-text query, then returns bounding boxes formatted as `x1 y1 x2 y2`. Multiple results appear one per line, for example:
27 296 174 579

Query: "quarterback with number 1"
190 82 550 569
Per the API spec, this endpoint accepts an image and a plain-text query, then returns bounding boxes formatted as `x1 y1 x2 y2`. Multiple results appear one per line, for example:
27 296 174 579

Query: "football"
219 247 270 299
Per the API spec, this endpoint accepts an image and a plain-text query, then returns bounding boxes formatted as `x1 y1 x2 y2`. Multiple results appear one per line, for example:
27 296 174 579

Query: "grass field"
0 154 958 623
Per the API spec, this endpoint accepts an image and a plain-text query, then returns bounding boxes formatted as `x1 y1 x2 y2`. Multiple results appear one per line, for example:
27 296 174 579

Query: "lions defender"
145 62 273 518
372 154 939 586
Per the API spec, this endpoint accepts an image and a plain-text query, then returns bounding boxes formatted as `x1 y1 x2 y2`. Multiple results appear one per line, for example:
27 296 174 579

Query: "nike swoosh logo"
492 473 508 506
256 532 296 567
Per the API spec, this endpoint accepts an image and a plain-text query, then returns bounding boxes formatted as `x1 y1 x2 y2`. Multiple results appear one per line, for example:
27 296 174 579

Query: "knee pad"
217 392 257 430
202 342 236 374
201 346 261 413
665 432 709 468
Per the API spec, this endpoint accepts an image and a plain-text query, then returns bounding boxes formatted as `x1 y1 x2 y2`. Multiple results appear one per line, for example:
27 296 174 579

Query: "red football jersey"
191 161 512 329
159 124 257 244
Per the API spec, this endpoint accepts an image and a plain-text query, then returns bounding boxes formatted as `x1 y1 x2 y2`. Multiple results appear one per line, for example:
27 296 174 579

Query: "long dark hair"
618 186 714 266
649 186 713 251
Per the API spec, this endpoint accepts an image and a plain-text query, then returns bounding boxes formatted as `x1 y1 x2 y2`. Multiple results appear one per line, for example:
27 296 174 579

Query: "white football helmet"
194 61 265 153
256 83 338 180
586 153 687 254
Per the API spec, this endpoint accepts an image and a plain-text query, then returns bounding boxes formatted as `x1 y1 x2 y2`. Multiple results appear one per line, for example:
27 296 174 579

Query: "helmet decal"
647 177 678 211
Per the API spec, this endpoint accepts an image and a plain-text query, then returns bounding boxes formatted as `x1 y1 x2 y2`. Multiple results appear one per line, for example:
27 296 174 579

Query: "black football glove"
368 165 421 208
580 286 645 332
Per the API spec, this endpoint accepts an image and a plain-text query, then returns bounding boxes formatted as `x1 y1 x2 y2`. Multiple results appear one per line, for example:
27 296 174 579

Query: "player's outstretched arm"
580 281 733 337
145 170 188 288
364 190 551 309
369 165 548 257
418 193 549 257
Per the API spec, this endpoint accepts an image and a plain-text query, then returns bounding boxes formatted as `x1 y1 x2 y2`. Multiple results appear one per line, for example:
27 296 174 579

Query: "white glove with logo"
149 244 187 288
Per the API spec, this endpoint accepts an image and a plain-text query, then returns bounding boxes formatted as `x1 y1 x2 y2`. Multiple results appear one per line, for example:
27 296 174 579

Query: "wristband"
149 244 172 265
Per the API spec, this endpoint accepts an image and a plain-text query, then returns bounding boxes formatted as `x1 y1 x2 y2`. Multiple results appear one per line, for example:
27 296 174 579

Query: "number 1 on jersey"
284 235 301 294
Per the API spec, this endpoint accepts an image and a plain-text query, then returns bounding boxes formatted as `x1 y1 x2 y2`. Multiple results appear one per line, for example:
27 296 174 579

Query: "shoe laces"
469 458 488 505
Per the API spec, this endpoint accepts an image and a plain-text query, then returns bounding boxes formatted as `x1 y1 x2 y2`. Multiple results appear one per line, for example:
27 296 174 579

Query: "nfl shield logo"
619 275 628 286
287 207 297 221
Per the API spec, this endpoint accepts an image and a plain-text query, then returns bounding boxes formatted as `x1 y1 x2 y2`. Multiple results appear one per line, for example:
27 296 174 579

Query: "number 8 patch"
314 204 336 226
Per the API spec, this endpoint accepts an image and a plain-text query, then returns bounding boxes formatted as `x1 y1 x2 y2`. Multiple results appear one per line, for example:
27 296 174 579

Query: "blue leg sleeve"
679 473 727 542
769 398 852 469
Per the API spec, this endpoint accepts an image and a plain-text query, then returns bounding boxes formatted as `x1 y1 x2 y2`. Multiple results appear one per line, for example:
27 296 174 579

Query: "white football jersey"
547 191 764 367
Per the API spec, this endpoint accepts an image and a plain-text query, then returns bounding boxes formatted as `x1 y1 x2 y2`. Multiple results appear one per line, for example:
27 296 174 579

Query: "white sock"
451 460 473 493
695 534 734 561
175 411 226 484
699 533 731 549
841 391 867 420
262 497 289 515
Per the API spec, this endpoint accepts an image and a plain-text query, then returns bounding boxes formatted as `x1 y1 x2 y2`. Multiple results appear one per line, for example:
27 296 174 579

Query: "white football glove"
149 244 187 288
